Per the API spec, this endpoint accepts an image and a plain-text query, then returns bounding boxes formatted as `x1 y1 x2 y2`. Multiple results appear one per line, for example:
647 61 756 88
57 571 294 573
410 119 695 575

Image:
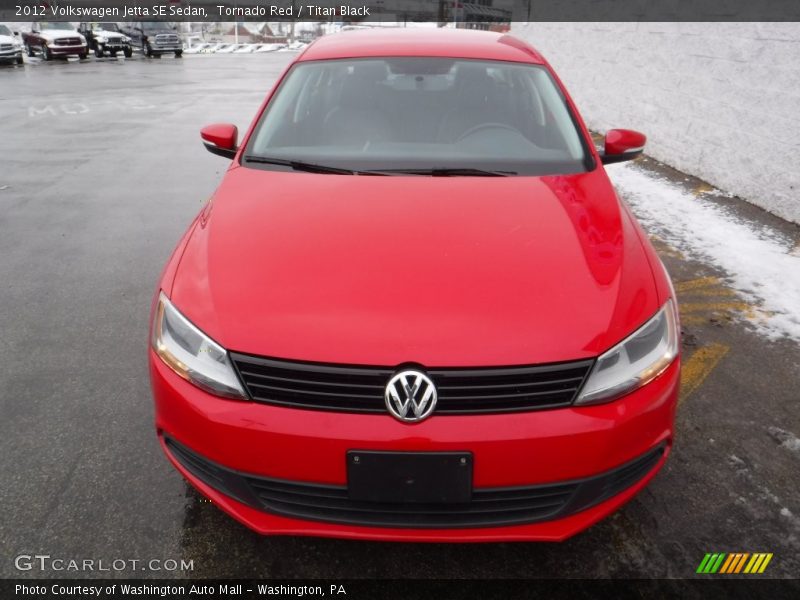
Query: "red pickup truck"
22 22 88 60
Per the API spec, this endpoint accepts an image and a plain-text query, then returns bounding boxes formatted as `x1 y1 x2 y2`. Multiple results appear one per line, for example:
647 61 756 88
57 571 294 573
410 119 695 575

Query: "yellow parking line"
692 182 717 196
679 343 730 404
680 301 752 314
652 244 685 259
679 316 708 326
675 276 720 293
681 288 736 298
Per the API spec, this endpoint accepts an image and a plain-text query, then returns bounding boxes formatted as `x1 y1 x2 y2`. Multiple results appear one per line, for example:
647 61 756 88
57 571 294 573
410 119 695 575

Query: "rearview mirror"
201 123 238 159
600 129 646 165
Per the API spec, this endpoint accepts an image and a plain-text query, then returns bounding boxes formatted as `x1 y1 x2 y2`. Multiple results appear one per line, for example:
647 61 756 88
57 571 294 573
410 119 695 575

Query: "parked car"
150 29 679 542
118 21 182 58
214 43 239 54
21 22 88 60
0 24 24 65
184 42 211 54
78 22 132 58
254 43 285 53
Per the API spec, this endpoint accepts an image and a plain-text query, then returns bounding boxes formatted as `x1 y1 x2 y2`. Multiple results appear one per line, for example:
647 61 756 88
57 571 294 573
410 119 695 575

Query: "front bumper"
151 44 182 53
151 351 679 541
49 44 86 56
97 42 130 52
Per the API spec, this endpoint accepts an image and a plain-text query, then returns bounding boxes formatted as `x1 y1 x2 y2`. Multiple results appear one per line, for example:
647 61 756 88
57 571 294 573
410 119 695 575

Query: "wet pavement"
0 54 798 580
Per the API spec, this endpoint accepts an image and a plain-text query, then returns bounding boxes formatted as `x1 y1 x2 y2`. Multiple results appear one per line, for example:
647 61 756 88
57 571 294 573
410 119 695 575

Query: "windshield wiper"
243 156 355 175
362 167 515 177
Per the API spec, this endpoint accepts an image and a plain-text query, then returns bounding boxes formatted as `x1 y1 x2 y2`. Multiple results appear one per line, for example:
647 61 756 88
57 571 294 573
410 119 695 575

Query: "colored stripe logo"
697 553 773 574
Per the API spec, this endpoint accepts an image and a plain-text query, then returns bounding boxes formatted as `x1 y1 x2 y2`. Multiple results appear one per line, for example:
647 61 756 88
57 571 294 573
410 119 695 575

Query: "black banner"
3 579 800 600
1 0 800 23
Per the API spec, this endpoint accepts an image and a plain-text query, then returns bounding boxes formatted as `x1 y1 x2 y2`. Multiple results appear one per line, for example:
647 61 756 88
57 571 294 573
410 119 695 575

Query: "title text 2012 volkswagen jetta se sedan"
149 29 680 542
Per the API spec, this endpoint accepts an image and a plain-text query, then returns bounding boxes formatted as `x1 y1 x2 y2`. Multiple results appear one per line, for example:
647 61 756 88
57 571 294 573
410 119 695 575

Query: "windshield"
38 22 74 31
0 25 11 36
143 22 174 32
244 58 591 176
91 23 119 32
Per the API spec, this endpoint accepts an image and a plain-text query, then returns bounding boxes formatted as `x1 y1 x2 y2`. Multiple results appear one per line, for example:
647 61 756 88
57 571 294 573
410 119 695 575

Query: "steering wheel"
456 122 520 142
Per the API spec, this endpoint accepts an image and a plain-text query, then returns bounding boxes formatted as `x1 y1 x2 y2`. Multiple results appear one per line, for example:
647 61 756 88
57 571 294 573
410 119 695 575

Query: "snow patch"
767 426 800 454
609 163 800 341
728 455 746 467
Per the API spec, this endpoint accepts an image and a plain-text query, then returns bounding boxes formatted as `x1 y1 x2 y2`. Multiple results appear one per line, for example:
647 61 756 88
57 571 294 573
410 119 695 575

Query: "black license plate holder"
347 451 472 503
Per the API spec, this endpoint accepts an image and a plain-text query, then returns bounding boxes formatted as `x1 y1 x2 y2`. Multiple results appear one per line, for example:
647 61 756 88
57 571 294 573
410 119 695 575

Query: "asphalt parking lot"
1 53 799 580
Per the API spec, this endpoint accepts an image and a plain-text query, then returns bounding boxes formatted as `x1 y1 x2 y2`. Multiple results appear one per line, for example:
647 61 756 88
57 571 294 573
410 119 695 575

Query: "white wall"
512 22 800 224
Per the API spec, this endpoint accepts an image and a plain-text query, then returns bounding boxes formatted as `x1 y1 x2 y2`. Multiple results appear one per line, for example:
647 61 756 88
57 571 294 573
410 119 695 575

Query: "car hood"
171 166 659 366
0 35 15 44
41 30 80 40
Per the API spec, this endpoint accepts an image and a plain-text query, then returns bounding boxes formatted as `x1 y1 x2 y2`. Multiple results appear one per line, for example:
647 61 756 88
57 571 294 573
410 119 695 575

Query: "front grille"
54 38 81 46
0 44 13 52
164 437 666 529
155 34 179 45
231 354 593 414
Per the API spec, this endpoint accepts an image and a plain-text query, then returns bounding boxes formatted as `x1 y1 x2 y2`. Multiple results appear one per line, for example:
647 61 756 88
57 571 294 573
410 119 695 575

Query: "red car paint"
150 29 680 541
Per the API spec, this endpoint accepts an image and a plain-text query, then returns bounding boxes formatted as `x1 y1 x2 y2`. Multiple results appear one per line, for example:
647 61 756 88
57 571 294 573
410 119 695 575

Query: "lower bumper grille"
164 437 666 529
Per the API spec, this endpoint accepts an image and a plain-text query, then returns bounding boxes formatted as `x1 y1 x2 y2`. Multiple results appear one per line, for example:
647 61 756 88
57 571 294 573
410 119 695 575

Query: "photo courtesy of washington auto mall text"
15 583 347 597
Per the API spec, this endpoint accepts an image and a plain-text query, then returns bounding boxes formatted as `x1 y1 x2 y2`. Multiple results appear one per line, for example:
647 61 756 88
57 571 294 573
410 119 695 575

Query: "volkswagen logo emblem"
385 370 438 423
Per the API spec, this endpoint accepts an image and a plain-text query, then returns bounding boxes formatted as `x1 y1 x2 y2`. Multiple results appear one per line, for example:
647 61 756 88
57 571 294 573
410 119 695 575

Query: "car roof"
298 28 545 65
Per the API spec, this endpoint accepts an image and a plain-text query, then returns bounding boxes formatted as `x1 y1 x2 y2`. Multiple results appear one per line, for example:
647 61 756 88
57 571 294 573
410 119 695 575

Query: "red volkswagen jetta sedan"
149 29 680 542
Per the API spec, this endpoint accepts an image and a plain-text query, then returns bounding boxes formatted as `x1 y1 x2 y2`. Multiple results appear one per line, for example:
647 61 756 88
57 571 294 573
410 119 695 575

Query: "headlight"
575 299 679 405
97 37 107 44
151 292 247 400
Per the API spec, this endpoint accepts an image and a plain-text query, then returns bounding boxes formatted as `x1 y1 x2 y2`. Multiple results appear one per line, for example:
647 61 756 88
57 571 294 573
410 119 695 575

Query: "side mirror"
600 129 646 165
14 31 19 36
201 123 238 159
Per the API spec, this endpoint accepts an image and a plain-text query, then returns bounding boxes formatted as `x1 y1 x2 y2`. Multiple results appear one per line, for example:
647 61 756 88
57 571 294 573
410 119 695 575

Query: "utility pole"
289 0 298 44
234 0 239 44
